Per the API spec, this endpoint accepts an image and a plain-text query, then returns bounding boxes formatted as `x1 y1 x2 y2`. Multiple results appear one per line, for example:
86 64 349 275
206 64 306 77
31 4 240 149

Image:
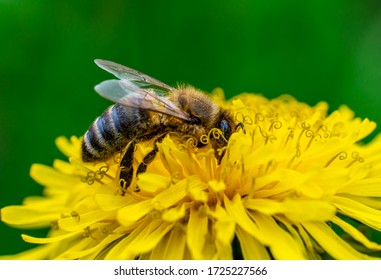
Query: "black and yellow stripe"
81 104 151 162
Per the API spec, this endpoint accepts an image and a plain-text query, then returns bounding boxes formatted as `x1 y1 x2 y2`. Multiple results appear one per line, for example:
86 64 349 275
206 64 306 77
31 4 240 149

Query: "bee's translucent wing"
95 79 190 121
94 59 173 96
94 59 190 120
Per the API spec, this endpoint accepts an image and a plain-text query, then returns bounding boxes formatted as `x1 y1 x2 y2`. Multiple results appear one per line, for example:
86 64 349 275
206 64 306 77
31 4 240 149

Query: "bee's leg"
135 134 167 191
236 122 245 133
118 132 164 194
119 139 138 195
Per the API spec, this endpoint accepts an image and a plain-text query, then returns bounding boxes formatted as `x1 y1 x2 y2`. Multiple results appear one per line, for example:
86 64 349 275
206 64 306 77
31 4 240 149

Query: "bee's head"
176 87 242 152
211 109 245 163
215 109 236 145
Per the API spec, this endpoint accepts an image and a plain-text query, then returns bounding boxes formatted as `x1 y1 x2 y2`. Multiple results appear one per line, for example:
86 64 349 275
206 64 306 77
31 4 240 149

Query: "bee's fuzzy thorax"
173 85 220 128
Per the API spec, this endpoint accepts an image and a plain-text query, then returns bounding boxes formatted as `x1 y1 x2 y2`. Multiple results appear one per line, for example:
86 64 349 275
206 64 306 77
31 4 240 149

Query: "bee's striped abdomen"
81 104 150 162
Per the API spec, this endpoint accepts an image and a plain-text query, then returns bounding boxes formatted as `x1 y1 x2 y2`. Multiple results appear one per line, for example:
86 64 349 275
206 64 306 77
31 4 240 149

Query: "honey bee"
82 59 240 192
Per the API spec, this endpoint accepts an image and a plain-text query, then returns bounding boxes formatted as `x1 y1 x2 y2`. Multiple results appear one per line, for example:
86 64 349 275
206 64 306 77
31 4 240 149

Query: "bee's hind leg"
119 139 138 195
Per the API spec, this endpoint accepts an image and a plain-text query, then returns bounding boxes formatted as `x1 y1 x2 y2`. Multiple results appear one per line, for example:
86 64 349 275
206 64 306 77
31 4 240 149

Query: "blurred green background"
1 0 381 256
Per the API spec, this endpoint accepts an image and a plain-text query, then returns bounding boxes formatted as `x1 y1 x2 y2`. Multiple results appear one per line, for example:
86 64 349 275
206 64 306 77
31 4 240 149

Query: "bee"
82 59 240 192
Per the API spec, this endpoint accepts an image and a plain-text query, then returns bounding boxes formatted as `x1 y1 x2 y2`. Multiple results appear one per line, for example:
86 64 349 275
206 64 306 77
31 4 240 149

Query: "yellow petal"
294 223 322 259
235 226 270 260
337 179 381 197
356 118 377 141
22 231 80 244
245 198 336 221
58 210 113 232
224 194 269 244
53 159 79 176
149 224 186 259
107 218 174 259
1 205 61 228
208 180 226 192
212 205 235 259
151 176 200 210
345 196 381 210
255 169 324 199
309 167 350 192
104 221 149 260
161 204 186 222
138 173 171 194
186 206 208 260
94 193 134 211
333 196 381 231
53 236 94 259
250 212 306 259
55 136 80 158
331 216 381 251
158 139 186 176
302 222 378 259
127 220 174 255
227 133 253 166
188 180 208 202
211 205 235 245
58 233 125 259
117 200 152 227
22 195 62 208
30 164 79 190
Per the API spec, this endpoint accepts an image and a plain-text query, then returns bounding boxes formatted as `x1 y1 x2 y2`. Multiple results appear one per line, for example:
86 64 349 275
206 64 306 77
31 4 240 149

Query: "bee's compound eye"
220 119 230 134
189 116 202 125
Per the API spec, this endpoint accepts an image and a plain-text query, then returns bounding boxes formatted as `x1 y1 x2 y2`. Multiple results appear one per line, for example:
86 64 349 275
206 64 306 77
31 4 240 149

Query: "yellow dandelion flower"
2 89 381 260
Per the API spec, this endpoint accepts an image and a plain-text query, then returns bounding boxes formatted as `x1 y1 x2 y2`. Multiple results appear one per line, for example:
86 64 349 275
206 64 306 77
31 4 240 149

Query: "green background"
1 0 381 256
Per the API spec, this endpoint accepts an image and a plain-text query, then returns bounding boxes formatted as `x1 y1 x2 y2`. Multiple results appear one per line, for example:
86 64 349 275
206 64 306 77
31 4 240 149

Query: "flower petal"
224 194 269 244
302 222 378 259
333 196 381 231
337 179 381 197
186 206 208 260
94 193 134 211
188 181 208 202
138 173 171 194
117 200 152 227
158 139 186 177
255 169 325 199
249 212 306 259
106 218 174 259
149 224 186 259
161 204 187 222
208 180 226 192
245 198 336 222
151 176 202 210
58 210 114 232
58 232 125 259
331 216 381 251
235 226 270 260
211 205 235 245
30 164 79 190
55 136 81 158
22 231 80 244
212 205 235 259
1 205 61 228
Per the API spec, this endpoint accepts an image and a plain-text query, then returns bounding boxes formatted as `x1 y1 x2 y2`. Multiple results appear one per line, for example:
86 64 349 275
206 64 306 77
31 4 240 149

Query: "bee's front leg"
135 134 167 191
118 131 166 194
136 134 166 174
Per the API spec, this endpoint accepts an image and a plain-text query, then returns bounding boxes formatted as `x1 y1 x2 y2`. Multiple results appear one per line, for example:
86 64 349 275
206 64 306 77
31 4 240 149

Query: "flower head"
2 89 381 259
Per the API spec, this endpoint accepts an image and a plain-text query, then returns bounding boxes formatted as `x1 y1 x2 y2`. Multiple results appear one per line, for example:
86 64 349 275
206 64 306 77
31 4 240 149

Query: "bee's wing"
95 79 190 121
95 59 173 96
